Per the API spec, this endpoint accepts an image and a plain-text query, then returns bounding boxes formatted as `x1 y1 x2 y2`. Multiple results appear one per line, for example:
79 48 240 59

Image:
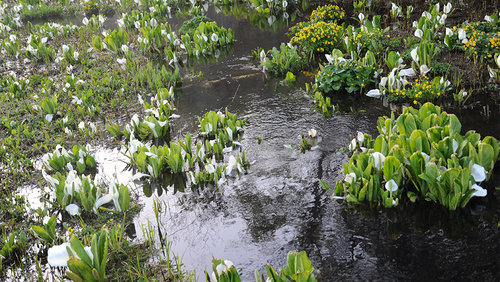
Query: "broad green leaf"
475 143 494 171
66 257 97 282
404 114 417 138
482 136 499 165
419 102 441 120
410 129 430 154
31 226 52 242
448 114 461 137
70 236 93 268
358 185 367 202
118 184 130 212
383 156 401 184
136 151 147 172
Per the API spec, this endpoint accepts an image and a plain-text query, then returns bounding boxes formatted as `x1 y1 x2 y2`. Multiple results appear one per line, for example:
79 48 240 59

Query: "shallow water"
11 2 500 281
124 5 500 281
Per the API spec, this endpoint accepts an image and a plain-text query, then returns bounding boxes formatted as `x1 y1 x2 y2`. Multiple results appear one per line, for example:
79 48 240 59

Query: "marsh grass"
0 0 499 280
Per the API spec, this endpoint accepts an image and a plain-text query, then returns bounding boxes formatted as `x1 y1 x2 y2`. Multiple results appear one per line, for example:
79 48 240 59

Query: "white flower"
471 164 486 182
485 15 492 23
205 163 216 174
439 14 447 25
411 48 419 64
444 2 452 14
385 179 398 191
89 122 96 133
121 44 128 52
372 152 385 170
358 13 365 22
423 11 431 20
131 114 140 126
42 170 59 187
144 121 158 138
348 138 357 150
366 89 382 98
445 28 453 36
62 44 69 53
471 184 487 197
399 68 416 77
65 127 73 136
211 33 218 42
45 114 53 122
78 121 85 130
117 58 127 65
82 17 89 26
65 204 80 216
414 29 423 38
224 260 233 268
73 51 79 60
458 29 467 40
225 155 241 175
308 129 317 138
357 131 364 143
419 65 431 75
47 243 72 266
344 172 356 184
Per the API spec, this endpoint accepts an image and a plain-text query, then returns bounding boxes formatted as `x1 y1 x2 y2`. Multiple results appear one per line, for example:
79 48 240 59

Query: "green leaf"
482 136 499 165
31 226 52 242
70 236 93 268
318 179 330 190
448 114 461 137
409 129 430 154
407 191 418 202
65 270 84 282
403 114 417 136
66 257 97 282
383 156 401 184
118 184 130 212
476 143 494 171
136 151 147 172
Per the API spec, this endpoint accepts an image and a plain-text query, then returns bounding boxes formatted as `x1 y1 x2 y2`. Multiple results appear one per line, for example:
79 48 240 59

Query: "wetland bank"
0 0 499 281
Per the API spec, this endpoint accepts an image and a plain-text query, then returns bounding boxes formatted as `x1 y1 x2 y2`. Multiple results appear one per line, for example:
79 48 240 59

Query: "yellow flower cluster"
459 22 500 62
290 21 343 53
310 4 345 23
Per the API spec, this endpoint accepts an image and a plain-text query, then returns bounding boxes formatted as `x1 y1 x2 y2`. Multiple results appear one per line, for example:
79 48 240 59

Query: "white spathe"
372 152 385 170
47 243 93 267
471 184 487 197
357 131 364 143
344 172 356 184
308 128 317 138
471 164 486 182
399 68 416 77
385 179 398 191
65 204 80 216
366 89 382 98
414 29 423 38
348 138 357 150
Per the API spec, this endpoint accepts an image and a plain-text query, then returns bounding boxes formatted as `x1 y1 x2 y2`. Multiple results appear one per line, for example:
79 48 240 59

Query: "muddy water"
125 5 500 282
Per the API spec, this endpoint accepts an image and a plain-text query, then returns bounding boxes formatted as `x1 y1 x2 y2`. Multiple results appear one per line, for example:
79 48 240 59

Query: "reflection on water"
126 4 500 282
17 2 500 282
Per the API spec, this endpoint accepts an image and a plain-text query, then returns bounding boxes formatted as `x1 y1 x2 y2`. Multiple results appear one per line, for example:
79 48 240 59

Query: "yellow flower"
413 100 417 105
